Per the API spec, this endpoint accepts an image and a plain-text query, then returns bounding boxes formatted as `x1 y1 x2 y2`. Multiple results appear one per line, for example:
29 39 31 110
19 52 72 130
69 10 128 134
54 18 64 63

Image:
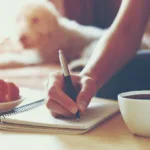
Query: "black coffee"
125 94 150 100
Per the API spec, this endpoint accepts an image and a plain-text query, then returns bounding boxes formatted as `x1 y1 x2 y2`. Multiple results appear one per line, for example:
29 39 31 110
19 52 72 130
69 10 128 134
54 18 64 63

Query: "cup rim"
118 90 150 101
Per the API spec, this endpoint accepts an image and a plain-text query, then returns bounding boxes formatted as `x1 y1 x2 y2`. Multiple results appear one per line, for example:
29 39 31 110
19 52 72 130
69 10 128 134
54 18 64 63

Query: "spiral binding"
0 99 44 117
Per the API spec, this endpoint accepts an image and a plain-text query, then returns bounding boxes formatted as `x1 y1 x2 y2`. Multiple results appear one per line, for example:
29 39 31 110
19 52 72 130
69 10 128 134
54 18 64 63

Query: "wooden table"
0 65 150 150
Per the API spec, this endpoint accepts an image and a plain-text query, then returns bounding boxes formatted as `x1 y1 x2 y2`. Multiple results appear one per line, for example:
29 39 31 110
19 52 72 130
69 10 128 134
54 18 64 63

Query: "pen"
59 50 80 121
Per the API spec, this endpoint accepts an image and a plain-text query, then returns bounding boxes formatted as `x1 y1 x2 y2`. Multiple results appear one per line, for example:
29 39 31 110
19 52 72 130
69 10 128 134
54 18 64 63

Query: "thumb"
76 77 97 112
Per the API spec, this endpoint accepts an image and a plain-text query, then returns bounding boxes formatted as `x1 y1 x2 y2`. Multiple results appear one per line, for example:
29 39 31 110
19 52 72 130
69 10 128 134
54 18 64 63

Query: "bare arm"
80 0 150 88
46 0 150 118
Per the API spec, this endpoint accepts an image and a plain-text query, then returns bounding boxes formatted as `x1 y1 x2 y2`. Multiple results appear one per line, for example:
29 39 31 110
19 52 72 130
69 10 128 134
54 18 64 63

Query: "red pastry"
0 80 8 102
6 82 20 102
0 80 20 103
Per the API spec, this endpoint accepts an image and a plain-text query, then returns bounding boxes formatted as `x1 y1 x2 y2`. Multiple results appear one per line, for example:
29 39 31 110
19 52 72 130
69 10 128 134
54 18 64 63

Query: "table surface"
0 65 150 150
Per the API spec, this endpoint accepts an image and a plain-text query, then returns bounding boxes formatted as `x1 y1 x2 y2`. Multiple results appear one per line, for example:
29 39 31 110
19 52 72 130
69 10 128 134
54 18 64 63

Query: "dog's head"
14 1 60 49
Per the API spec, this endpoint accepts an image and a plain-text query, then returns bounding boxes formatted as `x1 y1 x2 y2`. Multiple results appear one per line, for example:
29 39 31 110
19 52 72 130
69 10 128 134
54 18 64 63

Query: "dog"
1 0 148 70
0 0 104 69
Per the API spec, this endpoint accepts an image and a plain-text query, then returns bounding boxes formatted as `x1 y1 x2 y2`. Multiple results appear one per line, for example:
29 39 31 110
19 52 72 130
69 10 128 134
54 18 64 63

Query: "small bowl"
118 90 150 137
0 96 25 112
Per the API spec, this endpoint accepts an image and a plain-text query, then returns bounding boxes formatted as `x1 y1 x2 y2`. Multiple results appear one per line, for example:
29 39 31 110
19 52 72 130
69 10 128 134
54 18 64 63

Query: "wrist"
79 71 100 91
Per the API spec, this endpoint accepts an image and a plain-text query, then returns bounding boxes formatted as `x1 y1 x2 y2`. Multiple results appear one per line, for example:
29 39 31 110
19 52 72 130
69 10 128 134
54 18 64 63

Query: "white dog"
0 0 104 69
1 0 148 70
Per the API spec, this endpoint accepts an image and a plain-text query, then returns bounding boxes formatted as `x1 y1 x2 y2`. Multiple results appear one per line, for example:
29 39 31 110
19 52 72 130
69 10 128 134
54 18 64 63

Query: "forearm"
80 0 150 89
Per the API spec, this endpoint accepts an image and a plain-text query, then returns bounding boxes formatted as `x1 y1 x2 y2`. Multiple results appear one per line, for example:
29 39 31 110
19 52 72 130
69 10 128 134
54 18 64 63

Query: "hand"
45 72 97 118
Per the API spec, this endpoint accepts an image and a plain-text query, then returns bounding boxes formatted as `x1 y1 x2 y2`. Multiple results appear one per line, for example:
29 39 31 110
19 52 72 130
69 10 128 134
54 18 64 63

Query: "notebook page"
19 87 44 105
2 98 119 130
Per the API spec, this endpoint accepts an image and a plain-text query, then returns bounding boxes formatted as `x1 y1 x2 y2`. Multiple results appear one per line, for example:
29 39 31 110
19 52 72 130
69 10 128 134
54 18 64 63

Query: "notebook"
0 88 119 134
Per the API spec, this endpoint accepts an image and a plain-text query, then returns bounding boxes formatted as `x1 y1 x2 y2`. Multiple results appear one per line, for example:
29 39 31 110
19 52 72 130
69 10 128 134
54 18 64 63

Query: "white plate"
0 96 26 112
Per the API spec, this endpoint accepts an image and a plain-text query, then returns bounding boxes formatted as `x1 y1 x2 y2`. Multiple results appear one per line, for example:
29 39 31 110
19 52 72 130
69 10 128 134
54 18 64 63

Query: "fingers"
46 100 73 118
47 72 64 90
46 73 79 118
46 72 97 118
48 86 78 114
76 76 97 112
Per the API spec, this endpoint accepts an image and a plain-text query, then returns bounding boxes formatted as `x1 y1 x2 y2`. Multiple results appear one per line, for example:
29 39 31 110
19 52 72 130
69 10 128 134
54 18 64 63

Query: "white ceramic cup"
118 90 150 137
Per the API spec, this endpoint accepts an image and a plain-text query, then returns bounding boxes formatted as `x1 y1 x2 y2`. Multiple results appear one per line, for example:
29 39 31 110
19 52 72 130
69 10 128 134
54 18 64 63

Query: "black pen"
59 50 80 121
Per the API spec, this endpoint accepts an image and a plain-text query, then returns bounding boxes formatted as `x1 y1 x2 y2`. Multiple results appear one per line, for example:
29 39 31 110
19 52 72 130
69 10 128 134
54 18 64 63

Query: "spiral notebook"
0 88 119 134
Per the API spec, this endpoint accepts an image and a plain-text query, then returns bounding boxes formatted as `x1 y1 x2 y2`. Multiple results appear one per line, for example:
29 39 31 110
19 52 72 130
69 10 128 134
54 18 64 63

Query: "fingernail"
71 107 78 114
78 101 87 111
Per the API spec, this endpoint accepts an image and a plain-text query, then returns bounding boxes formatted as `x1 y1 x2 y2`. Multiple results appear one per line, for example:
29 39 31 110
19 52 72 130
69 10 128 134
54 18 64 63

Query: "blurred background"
0 0 121 52
0 0 121 41
51 0 121 28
